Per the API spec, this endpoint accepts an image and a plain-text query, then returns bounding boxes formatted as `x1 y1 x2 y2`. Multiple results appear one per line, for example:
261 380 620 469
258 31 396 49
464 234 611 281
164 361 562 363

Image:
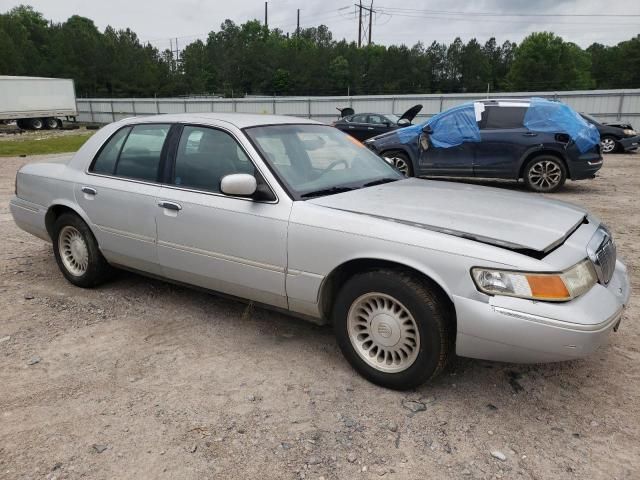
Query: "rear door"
344 114 371 141
474 104 531 178
75 123 172 274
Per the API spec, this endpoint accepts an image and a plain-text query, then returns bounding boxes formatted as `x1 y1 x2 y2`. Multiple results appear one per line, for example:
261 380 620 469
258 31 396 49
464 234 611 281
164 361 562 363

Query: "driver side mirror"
220 174 257 197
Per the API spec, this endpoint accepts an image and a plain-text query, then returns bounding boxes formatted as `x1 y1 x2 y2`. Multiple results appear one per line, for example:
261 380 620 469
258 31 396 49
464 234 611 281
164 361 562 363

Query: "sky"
3 0 639 52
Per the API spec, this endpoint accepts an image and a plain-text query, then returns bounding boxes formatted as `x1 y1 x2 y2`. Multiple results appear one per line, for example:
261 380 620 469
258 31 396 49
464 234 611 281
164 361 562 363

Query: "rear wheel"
600 136 618 154
29 118 44 130
52 213 112 288
382 151 413 177
332 269 453 390
45 117 60 130
523 155 567 193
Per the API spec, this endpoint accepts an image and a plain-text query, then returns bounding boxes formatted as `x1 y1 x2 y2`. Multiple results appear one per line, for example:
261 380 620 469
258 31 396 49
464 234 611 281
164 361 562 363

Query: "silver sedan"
10 114 630 390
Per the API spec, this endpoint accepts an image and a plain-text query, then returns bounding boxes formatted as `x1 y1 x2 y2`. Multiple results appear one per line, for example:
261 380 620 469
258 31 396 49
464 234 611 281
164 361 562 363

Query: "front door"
418 142 475 177
155 125 290 308
75 123 171 274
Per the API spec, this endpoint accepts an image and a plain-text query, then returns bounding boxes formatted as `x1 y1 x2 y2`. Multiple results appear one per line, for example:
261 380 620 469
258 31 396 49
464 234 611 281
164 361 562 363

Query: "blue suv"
364 99 603 193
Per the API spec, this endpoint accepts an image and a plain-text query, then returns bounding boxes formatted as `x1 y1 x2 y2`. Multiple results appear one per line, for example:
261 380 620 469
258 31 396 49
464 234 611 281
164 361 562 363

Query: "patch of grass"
0 133 94 157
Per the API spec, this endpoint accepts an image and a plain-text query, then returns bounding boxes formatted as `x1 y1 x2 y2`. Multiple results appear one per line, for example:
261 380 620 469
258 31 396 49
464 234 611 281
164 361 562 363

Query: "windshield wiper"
300 186 355 199
362 177 400 188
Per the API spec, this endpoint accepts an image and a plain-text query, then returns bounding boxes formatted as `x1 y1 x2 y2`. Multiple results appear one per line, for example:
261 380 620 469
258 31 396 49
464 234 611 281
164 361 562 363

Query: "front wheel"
382 151 413 177
332 269 453 390
600 136 618 154
52 213 113 288
523 155 567 193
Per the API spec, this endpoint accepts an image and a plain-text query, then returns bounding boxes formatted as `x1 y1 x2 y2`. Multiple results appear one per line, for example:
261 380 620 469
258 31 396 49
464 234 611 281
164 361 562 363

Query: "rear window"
481 106 527 129
91 124 170 182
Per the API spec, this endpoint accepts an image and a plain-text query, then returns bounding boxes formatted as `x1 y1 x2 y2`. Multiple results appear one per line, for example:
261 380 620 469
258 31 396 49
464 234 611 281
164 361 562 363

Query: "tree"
507 32 592 91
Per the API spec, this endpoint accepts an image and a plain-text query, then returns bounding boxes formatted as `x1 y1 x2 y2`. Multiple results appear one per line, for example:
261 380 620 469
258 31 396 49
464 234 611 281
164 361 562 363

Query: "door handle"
81 186 97 195
523 132 537 137
158 201 182 211
367 127 374 130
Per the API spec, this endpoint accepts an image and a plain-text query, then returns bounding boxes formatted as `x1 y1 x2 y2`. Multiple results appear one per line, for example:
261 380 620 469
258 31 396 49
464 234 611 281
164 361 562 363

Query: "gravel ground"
0 153 638 480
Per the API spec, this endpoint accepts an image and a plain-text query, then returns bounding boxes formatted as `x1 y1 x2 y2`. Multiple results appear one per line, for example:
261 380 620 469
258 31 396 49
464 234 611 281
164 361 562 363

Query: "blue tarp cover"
523 97 600 153
398 102 480 148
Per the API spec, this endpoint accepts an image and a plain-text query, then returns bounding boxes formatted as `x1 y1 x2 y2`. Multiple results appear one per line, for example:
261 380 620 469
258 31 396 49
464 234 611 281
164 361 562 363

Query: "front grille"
587 227 616 285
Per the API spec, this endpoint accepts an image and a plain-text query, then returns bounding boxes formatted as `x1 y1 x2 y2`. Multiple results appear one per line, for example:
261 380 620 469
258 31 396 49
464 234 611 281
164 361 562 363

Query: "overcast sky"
4 0 639 51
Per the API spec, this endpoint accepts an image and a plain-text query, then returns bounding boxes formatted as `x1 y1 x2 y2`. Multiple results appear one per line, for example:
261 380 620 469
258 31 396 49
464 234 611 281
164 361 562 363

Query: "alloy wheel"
59 226 89 276
600 137 616 153
347 292 420 373
528 160 562 191
384 155 410 176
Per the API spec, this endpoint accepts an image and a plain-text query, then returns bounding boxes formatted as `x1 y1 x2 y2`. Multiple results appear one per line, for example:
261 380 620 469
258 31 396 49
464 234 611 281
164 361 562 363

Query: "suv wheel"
523 155 567 193
52 213 113 287
600 136 617 154
382 151 413 177
332 269 453 390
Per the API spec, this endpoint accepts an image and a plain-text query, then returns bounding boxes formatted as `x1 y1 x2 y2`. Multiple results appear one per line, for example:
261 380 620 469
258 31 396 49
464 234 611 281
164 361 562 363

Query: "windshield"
245 124 402 198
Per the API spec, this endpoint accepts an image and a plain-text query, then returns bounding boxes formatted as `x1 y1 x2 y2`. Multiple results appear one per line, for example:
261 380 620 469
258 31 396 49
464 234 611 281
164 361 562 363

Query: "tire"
600 136 618 154
16 119 28 130
52 213 112 288
382 151 413 177
29 118 44 130
332 269 454 390
45 117 60 130
523 155 567 193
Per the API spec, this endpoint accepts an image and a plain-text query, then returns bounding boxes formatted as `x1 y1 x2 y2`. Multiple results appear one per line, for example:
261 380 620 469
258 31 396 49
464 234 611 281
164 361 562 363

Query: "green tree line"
1 5 638 97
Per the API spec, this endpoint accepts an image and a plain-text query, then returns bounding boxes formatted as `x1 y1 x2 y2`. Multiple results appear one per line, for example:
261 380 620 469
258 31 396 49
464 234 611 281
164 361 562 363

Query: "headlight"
471 259 597 301
623 129 636 136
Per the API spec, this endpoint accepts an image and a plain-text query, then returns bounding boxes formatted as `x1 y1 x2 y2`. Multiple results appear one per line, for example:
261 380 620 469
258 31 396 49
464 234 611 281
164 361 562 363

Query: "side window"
368 115 385 125
173 126 255 193
482 106 527 130
351 114 368 123
91 127 130 174
114 124 170 181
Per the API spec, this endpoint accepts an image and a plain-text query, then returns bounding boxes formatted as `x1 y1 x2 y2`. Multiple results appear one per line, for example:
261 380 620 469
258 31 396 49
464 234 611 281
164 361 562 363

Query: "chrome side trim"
493 305 623 332
95 224 156 244
158 240 285 273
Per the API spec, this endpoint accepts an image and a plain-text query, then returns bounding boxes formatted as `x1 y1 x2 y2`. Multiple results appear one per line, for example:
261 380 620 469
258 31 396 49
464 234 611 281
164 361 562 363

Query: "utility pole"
264 2 268 28
355 1 375 47
368 1 373 46
357 1 362 48
296 8 300 35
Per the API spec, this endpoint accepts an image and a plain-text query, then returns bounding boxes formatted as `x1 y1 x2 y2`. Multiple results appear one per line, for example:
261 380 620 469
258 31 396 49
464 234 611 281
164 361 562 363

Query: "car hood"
308 179 587 254
603 121 632 129
399 104 423 123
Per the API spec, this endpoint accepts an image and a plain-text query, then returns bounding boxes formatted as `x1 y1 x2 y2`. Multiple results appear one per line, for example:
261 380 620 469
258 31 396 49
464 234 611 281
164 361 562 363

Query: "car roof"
120 113 322 129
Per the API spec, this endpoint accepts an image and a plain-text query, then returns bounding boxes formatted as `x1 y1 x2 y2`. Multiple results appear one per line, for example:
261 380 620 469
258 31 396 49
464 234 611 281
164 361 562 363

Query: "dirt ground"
0 152 638 480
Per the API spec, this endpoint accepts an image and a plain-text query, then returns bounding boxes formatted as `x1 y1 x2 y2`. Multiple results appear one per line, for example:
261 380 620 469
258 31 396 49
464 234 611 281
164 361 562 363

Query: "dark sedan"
333 104 422 141
580 113 638 153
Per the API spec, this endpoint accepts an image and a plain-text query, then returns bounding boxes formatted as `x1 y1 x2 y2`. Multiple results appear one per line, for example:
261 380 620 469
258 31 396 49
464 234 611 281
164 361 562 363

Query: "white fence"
76 89 640 125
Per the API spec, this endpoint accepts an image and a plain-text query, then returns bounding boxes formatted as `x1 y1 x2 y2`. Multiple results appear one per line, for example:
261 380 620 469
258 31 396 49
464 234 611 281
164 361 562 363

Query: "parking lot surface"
1 153 638 480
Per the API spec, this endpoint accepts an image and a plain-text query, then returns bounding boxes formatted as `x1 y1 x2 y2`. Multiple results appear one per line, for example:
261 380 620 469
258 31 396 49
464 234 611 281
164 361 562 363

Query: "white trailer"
0 76 77 130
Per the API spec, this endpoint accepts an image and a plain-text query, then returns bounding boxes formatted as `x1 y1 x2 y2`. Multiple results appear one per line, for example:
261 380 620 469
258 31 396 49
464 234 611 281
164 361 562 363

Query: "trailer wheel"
30 118 44 130
45 117 60 130
16 119 28 130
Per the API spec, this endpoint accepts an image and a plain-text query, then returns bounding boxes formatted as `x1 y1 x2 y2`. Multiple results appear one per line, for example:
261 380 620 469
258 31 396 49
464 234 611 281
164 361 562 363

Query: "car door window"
351 114 368 123
368 115 385 125
113 124 170 181
173 126 255 193
480 106 527 130
90 127 131 174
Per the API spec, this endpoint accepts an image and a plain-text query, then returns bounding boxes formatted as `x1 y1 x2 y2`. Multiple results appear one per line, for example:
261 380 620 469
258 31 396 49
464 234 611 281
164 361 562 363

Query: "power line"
374 6 640 17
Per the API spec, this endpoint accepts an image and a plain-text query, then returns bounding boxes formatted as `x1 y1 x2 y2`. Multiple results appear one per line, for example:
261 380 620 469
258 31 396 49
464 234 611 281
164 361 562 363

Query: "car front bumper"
619 135 640 152
454 259 630 363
